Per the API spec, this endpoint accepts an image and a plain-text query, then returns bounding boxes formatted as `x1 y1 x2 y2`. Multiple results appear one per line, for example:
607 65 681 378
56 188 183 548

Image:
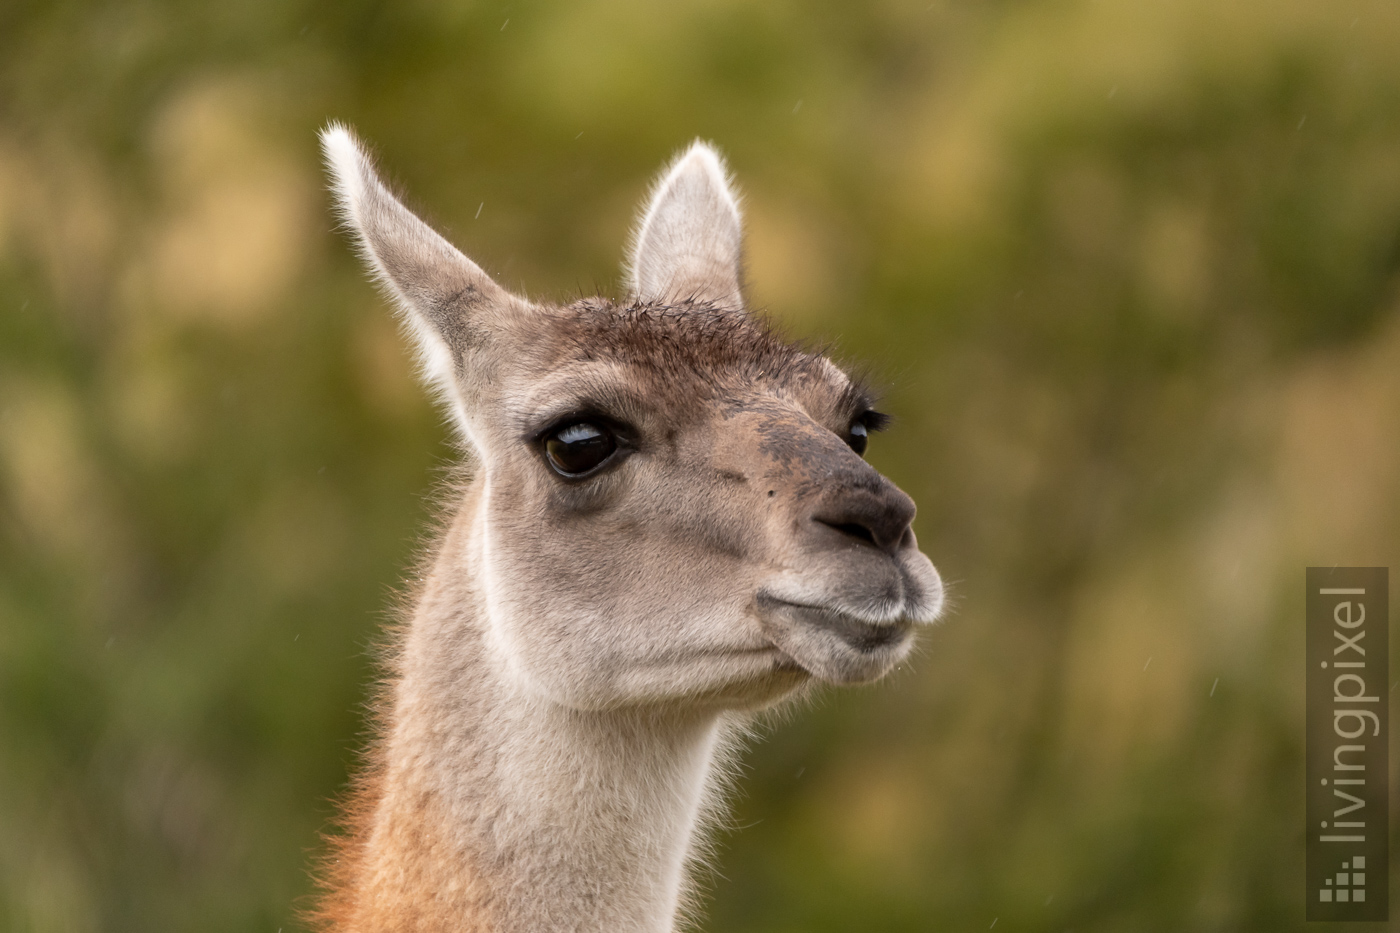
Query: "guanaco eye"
847 422 869 456
846 410 888 456
544 422 618 477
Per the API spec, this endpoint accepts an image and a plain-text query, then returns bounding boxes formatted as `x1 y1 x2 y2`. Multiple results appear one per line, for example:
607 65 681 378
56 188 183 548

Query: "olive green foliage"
2 1 1398 930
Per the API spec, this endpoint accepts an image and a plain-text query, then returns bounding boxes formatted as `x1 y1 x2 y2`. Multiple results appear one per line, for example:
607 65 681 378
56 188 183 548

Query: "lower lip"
762 600 912 653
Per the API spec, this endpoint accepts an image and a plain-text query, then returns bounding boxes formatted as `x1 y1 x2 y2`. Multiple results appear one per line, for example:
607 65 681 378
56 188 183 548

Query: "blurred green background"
3 0 1399 930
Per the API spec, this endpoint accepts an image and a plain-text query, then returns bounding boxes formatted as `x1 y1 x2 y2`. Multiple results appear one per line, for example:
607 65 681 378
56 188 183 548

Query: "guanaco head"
323 127 943 711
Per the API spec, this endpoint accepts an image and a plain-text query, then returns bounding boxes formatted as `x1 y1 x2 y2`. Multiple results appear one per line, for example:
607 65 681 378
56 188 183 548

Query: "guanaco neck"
329 490 727 933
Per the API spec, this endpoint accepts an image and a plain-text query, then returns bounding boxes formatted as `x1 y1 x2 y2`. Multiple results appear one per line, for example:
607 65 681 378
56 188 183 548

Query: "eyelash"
857 410 891 432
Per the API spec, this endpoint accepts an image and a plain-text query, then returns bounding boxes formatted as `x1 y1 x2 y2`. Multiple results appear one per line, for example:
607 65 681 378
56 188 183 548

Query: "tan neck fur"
319 479 734 933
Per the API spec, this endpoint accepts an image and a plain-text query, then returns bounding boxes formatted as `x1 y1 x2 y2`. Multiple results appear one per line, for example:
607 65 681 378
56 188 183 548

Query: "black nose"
811 482 916 555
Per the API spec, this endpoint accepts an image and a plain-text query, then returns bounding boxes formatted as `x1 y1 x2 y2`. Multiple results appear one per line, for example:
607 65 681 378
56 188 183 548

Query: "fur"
311 126 944 932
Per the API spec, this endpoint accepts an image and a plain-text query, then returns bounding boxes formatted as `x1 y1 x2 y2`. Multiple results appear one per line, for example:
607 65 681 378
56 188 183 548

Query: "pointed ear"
320 123 513 437
627 141 744 309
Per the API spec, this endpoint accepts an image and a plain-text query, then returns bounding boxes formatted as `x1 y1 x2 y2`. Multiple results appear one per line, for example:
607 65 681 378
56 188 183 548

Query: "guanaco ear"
628 141 744 309
321 123 515 441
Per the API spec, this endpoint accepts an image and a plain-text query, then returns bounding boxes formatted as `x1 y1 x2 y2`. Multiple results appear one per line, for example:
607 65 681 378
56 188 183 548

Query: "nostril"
817 519 878 547
810 484 915 555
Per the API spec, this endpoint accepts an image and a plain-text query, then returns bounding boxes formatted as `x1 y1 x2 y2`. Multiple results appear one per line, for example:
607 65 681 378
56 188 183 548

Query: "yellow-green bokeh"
2 1 1399 930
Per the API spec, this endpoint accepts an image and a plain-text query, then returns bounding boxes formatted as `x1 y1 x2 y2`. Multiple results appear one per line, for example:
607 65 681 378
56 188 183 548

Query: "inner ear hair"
628 140 745 310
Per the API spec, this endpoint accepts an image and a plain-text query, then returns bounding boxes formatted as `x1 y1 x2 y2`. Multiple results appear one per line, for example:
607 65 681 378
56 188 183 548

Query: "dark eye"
847 421 869 456
845 410 888 456
544 422 618 477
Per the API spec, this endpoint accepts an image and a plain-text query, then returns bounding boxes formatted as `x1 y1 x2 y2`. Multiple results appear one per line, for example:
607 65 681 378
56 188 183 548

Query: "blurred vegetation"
2 0 1399 930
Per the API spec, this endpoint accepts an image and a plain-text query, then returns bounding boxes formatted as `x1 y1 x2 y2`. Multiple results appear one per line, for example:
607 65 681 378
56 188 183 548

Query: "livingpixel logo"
1306 567 1388 922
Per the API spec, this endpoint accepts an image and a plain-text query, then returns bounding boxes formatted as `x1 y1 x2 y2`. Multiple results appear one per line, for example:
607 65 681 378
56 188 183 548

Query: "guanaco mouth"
754 594 913 653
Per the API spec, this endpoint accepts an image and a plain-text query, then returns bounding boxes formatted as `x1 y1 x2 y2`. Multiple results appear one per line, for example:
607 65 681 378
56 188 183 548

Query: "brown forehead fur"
543 297 876 419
